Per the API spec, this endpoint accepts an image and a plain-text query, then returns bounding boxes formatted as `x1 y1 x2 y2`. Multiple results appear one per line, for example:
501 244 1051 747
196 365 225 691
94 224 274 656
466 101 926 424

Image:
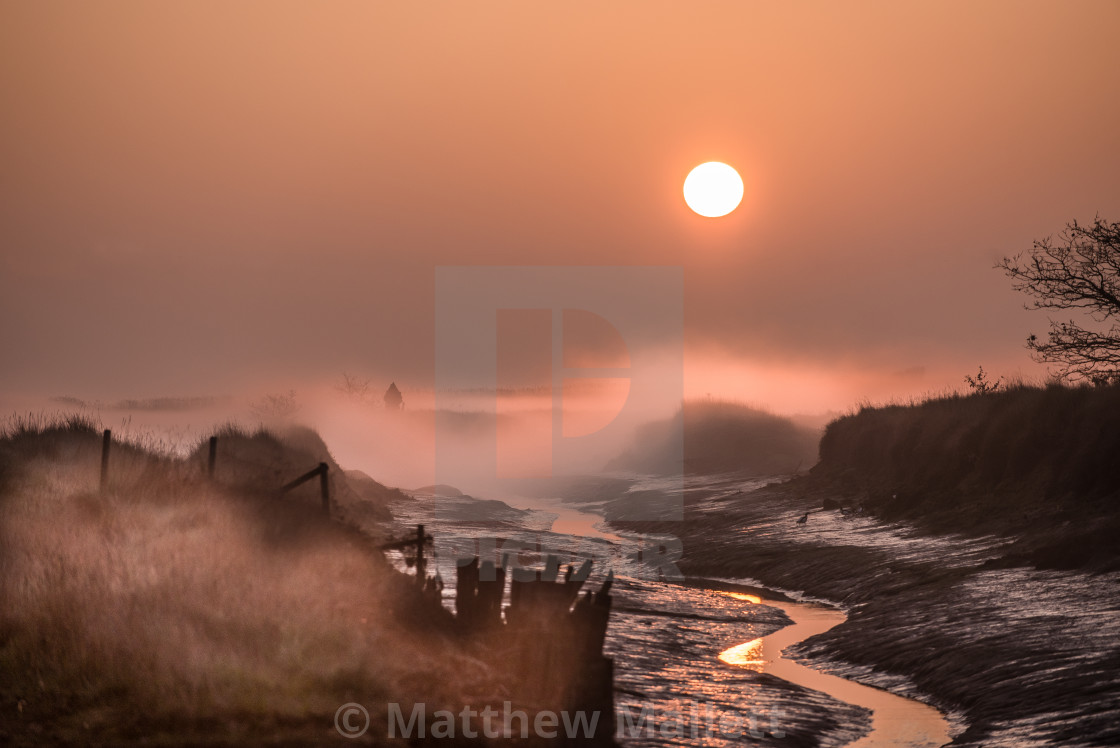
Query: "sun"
683 162 744 218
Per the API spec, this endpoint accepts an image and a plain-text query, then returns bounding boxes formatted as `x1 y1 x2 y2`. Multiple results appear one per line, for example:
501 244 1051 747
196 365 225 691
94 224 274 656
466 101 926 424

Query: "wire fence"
97 429 332 516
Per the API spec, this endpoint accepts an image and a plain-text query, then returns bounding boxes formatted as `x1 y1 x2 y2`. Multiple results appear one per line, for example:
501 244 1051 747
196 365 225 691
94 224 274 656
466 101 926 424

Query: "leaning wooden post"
99 429 111 494
318 462 330 516
207 436 218 478
415 524 426 586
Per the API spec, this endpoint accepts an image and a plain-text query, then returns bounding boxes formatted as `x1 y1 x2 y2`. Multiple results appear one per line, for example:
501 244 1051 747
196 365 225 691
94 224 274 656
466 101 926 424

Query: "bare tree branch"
998 217 1120 383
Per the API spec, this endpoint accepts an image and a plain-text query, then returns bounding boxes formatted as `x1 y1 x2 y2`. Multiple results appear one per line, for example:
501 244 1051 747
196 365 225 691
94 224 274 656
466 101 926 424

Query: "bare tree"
335 373 371 400
249 390 300 421
998 217 1120 384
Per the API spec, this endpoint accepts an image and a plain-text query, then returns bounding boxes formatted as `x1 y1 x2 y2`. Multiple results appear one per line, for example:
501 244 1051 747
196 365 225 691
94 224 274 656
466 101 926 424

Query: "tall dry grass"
812 382 1120 564
0 417 498 744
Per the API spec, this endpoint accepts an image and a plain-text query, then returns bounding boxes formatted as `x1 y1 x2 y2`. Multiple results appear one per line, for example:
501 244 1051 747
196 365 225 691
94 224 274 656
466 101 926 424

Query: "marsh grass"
811 382 1120 569
0 416 494 744
819 382 1120 498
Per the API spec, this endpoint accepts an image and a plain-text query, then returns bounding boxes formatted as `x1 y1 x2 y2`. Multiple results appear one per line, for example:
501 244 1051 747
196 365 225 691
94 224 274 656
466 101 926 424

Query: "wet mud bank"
396 488 877 748
693 578 950 747
611 474 1120 747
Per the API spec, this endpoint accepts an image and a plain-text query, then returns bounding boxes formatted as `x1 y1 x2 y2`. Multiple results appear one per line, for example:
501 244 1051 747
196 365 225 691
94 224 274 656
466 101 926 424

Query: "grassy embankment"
626 383 1120 746
0 416 500 745
807 382 1120 570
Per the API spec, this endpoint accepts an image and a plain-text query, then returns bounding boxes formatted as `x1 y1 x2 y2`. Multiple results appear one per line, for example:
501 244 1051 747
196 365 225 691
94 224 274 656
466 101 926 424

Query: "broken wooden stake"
99 429 111 494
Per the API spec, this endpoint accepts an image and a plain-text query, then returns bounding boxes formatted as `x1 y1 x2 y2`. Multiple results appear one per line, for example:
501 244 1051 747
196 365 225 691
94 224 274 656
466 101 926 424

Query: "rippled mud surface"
713 593 949 748
391 484 964 747
619 473 1120 747
605 578 872 747
390 473 1120 746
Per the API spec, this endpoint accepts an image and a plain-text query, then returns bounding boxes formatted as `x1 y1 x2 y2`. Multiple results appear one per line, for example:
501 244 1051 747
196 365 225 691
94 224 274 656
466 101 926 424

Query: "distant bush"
610 399 820 476
248 389 300 422
963 365 1003 394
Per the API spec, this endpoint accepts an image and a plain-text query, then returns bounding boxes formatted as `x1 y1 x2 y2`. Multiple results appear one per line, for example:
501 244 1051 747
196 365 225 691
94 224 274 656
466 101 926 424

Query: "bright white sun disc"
683 162 744 218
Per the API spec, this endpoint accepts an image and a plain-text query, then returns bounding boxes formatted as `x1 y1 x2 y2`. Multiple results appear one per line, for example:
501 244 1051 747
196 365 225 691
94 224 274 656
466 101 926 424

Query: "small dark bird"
797 513 808 525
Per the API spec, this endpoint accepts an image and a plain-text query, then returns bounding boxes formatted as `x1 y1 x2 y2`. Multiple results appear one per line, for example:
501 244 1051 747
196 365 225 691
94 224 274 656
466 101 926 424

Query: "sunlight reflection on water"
717 637 765 668
723 591 762 604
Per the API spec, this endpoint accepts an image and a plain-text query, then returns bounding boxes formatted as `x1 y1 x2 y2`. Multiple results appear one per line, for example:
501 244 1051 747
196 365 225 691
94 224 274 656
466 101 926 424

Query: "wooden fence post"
415 524 426 585
377 525 434 587
318 462 330 516
279 462 331 517
207 436 218 478
100 429 111 494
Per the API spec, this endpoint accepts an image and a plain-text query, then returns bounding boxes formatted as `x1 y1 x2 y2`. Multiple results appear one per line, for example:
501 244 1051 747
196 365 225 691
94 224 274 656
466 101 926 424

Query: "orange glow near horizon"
0 3 1116 403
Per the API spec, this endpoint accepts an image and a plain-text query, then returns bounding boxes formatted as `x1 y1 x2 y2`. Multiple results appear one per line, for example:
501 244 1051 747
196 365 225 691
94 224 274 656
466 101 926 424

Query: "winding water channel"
718 591 950 747
392 480 954 747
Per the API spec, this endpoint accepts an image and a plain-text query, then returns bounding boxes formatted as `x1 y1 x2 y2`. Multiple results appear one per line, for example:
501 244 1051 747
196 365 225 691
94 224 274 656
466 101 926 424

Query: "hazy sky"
2 1 1119 414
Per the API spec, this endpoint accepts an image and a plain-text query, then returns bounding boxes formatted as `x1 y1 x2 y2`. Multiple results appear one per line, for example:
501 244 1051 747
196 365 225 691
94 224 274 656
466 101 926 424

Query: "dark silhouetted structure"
456 554 616 745
383 382 404 411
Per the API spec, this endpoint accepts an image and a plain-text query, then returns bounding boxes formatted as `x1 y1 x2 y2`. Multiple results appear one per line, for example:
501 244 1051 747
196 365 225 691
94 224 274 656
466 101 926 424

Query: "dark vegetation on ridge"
610 399 820 476
802 382 1120 571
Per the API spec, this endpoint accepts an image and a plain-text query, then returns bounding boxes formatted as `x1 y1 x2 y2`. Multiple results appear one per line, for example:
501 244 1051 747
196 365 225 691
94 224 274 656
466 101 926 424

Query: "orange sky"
2 1 1119 414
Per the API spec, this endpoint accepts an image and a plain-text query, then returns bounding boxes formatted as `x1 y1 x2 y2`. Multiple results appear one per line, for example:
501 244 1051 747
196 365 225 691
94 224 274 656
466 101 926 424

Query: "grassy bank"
808 383 1120 570
607 384 1120 745
0 417 497 745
